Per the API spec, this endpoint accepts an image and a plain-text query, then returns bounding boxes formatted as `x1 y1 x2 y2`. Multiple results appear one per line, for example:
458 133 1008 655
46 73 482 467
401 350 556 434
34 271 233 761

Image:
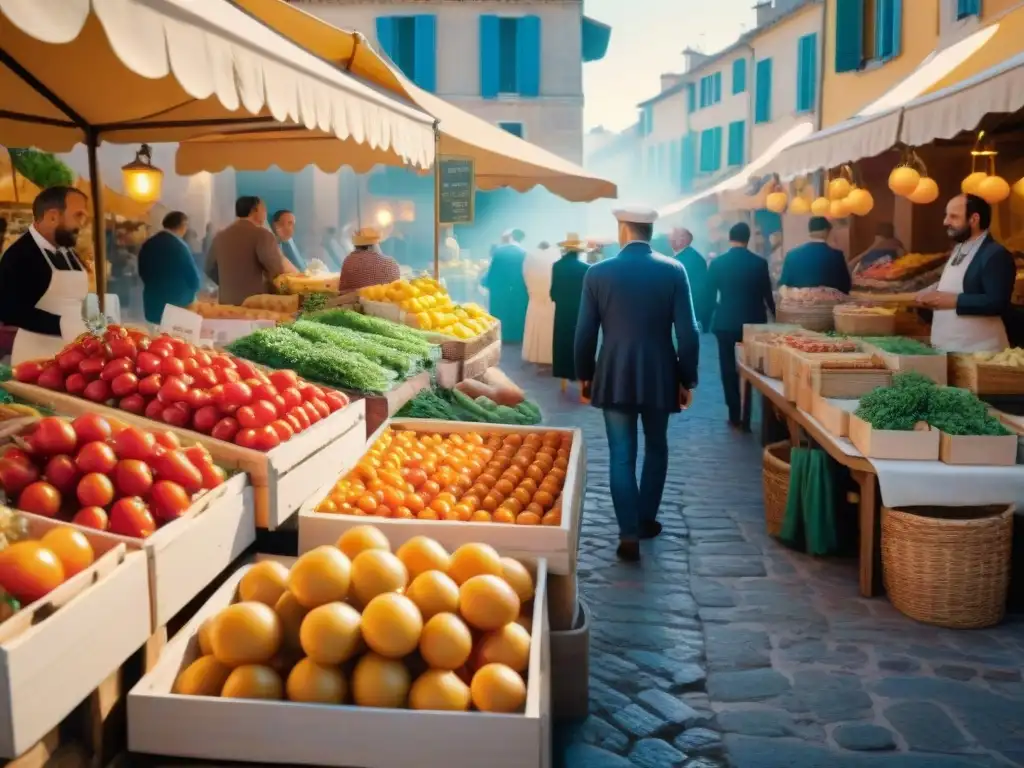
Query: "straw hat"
558 232 587 250
352 227 382 246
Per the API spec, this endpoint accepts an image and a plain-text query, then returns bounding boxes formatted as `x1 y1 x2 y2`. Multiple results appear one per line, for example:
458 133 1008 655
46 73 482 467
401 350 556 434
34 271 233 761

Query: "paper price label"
159 305 203 343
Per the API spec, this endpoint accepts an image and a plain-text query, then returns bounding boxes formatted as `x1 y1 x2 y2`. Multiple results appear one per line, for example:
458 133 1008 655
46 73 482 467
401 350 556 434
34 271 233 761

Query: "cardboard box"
811 395 859 438
870 348 948 385
939 433 1019 466
551 599 590 721
848 414 940 460
128 559 551 768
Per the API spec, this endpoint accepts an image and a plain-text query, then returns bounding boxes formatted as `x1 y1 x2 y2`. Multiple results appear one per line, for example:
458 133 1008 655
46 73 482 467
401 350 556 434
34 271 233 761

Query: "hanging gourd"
828 177 851 200
964 131 1008 203
829 198 850 219
845 188 874 216
977 175 1010 204
765 191 788 213
907 177 940 205
788 196 811 215
1012 177 1024 199
888 166 921 197
810 197 831 216
961 172 988 195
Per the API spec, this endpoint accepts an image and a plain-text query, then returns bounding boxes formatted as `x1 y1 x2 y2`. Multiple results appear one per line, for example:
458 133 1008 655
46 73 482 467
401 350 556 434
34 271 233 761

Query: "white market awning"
658 121 815 218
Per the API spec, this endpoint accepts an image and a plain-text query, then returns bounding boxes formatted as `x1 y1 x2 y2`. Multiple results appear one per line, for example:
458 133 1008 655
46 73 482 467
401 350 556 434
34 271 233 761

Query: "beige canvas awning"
177 0 617 203
767 24 1001 178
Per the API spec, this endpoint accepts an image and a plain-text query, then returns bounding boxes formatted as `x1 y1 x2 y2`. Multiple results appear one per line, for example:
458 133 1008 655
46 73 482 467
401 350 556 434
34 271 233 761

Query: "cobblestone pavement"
501 338 1024 768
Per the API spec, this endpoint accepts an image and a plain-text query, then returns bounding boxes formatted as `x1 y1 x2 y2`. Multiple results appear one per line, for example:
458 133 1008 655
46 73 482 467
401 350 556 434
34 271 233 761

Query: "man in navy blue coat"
778 216 852 294
575 206 701 562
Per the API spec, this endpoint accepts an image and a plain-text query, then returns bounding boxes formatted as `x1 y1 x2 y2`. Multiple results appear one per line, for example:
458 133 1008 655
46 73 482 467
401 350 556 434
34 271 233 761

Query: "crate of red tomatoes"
4 325 366 528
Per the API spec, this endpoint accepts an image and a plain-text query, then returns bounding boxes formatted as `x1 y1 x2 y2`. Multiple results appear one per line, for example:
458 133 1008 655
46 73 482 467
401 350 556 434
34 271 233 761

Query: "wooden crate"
810 395 859 438
435 340 502 388
349 371 432 439
427 322 502 362
127 558 551 768
939 433 1018 466
795 356 890 413
298 419 585 576
848 415 940 460
1 382 366 529
0 519 150 759
863 346 948 385
949 356 1024 395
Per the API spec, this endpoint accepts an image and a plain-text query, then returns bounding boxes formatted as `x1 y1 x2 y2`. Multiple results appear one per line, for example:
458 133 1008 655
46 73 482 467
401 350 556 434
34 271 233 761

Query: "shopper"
138 211 202 324
670 227 710 331
272 209 305 271
575 206 700 562
549 234 590 389
206 196 296 305
778 217 851 294
338 227 401 293
521 240 559 365
482 229 529 343
705 222 775 429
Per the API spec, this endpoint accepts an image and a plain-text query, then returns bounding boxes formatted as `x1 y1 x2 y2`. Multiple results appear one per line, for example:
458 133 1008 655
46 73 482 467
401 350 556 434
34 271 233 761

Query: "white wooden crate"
128 557 551 768
298 419 585 575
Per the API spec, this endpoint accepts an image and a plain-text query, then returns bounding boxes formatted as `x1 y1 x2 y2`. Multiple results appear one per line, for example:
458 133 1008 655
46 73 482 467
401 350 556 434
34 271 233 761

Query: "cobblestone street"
502 339 1024 768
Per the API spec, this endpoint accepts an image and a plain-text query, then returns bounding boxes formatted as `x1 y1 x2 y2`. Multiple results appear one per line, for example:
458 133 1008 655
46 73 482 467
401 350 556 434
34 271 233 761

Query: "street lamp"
121 144 163 203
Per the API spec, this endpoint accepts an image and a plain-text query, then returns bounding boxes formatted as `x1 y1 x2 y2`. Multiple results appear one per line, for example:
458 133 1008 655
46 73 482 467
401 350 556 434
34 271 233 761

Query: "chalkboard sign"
439 156 475 225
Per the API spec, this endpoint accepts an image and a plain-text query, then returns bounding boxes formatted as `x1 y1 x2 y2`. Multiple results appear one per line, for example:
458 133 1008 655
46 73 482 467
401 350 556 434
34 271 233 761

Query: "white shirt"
931 231 1009 353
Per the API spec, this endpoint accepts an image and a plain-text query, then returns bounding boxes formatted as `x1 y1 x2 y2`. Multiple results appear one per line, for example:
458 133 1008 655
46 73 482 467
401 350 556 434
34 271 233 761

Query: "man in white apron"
918 194 1014 353
0 186 90 365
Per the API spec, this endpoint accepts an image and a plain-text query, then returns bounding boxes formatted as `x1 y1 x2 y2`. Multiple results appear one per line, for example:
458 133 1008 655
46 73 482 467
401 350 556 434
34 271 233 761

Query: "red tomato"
64 372 88 396
184 445 213 467
0 541 66 603
28 418 78 456
0 457 40 496
158 377 189 404
217 367 241 385
269 419 294 443
18 481 62 517
151 450 203 493
79 336 102 356
119 393 147 414
144 398 165 420
1 447 32 465
310 398 331 420
183 357 201 375
172 341 196 360
217 382 252 410
109 497 157 537
269 370 299 391
184 388 213 409
199 462 227 490
234 360 259 380
193 368 219 389
194 351 212 367
56 347 86 373
136 351 162 376
114 427 157 461
252 425 281 452
235 428 260 449
284 414 304 434
148 343 172 359
192 406 220 434
211 417 240 443
279 387 303 410
289 406 311 431
210 355 236 370
303 401 322 425
298 383 320 403
162 403 192 428
323 392 348 412
111 372 138 397
44 455 79 494
154 430 181 451
251 383 279 402
77 472 115 508
149 481 191 521
138 373 163 397
76 441 118 474
108 337 138 361
83 379 110 403
101 358 133 382
114 459 153 497
72 414 112 445
36 365 66 391
12 360 44 383
77 356 106 379
160 357 186 377
72 506 109 531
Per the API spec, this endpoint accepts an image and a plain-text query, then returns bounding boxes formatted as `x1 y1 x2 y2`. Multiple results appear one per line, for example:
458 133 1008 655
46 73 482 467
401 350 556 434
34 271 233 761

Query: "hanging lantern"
765 191 788 213
907 177 940 205
976 175 1010 204
829 198 850 219
788 197 811 215
121 144 163 204
961 172 988 195
845 188 874 216
888 166 920 197
810 197 831 216
828 177 851 200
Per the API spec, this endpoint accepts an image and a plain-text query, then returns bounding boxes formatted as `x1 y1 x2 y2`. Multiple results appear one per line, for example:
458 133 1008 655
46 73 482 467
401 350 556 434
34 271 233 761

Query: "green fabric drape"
779 446 839 556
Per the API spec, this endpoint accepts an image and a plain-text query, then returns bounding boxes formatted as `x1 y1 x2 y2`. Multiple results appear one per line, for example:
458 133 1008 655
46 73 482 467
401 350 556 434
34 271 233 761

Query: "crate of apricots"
298 419 585 575
128 528 550 768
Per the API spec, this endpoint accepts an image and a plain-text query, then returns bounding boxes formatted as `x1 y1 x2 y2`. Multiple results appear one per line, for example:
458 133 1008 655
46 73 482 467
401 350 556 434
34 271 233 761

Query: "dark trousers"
715 330 743 423
602 408 671 540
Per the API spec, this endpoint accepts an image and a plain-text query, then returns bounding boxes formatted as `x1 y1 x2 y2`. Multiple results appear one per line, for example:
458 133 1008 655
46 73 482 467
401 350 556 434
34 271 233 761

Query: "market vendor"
0 186 89 365
917 194 1014 352
482 229 529 343
851 222 905 274
206 196 297 305
338 227 401 292
778 217 851 294
138 211 203 325
272 209 305 271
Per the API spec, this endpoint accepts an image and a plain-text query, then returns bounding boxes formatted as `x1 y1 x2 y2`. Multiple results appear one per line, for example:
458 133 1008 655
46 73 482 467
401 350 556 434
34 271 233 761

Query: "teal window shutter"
687 83 696 112
890 0 903 59
517 15 541 97
755 58 772 124
479 15 500 98
670 140 680 187
727 120 745 167
376 16 396 59
834 0 864 73
713 72 722 103
413 16 437 92
713 127 723 171
732 58 746 94
699 129 712 173
957 0 981 18
796 33 817 112
681 133 696 192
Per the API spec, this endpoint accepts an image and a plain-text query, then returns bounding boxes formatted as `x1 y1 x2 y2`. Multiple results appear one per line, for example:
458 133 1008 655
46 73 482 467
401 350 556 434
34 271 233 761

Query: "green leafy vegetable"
396 387 542 425
860 337 939 356
289 320 424 376
300 293 331 315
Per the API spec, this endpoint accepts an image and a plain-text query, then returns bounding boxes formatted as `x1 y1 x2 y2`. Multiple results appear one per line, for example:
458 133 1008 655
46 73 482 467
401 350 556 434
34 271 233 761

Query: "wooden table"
738 360 884 597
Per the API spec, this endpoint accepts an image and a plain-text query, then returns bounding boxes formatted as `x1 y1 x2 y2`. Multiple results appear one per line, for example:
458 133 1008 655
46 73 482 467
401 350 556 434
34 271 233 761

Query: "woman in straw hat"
550 233 590 390
339 226 401 293
521 239 559 365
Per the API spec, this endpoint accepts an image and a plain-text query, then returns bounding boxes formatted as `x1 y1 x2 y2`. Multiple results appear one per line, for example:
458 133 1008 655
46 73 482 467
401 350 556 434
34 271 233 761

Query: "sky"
582 0 756 132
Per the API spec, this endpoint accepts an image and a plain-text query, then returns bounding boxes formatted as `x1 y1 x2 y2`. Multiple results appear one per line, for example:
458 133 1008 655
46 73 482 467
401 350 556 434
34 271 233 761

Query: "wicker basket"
777 305 836 332
882 505 1014 629
762 441 791 537
833 309 897 336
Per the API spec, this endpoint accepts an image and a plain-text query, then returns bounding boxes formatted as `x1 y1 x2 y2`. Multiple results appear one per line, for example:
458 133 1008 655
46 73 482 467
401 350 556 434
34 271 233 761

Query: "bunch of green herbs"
289 320 426 376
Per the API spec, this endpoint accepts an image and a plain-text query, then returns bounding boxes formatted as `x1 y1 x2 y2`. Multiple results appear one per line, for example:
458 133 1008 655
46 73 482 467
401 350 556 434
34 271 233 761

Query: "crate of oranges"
127 532 551 768
298 419 584 576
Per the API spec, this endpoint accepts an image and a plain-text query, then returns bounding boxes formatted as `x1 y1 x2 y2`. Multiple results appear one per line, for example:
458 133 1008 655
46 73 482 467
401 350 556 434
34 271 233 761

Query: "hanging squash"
765 191 788 213
1013 177 1024 199
976 175 1010 204
961 171 988 195
888 166 921 197
845 188 874 216
907 177 940 205
810 197 831 216
829 198 850 219
828 178 851 200
788 196 811 215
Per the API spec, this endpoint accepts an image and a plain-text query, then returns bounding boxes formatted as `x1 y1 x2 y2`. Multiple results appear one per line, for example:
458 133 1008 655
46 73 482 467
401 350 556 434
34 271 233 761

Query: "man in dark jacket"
706 222 775 429
779 217 851 294
575 206 700 562
671 227 710 331
138 211 203 324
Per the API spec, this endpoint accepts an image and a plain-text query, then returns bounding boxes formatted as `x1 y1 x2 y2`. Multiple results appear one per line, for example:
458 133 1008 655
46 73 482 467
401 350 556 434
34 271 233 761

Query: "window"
498 122 524 138
834 0 902 72
698 73 722 108
754 58 772 124
873 0 901 61
376 16 436 92
796 33 817 113
727 120 745 167
956 0 981 20
480 15 541 98
681 133 696 192
732 58 747 94
687 83 696 112
699 127 723 173
639 105 653 137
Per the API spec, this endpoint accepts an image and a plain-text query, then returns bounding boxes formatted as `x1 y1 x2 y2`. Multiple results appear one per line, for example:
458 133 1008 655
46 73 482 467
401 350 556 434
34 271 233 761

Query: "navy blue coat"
707 246 776 334
574 242 700 412
779 240 852 294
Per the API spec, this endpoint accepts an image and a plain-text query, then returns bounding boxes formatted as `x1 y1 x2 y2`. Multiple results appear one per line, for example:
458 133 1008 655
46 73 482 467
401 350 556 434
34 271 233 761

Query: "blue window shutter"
755 59 772 123
687 83 696 112
713 127 723 171
413 16 437 92
714 72 722 103
517 15 541 97
890 0 903 59
681 133 695 191
796 34 817 112
727 120 744 166
479 16 500 98
957 0 981 18
376 16 396 59
732 58 746 94
834 0 864 73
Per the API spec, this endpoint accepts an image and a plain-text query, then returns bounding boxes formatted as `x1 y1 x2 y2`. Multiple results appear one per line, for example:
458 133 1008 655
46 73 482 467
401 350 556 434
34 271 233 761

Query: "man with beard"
0 186 90 364
917 194 1014 353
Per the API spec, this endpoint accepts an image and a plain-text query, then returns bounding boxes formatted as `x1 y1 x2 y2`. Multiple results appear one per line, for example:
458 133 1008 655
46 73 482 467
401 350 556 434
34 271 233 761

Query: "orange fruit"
287 546 352 608
361 593 423 658
336 525 391 560
447 542 503 585
541 511 561 526
0 541 65 604
418 508 440 520
406 570 460 619
221 665 283 700
299 602 362 664
516 512 541 526
273 590 309 652
409 669 471 711
210 602 282 666
350 550 408 606
477 622 532 672
405 492 426 514
512 487 533 506
419 612 473 669
459 574 521 631
452 504 473 521
481 494 501 511
470 510 492 522
500 498 523 515
492 509 515 524
471 663 527 713
525 502 545 518
500 557 534 602
396 536 450 578
197 617 215 656
40 527 94 577
239 560 290 607
286 658 346 704
533 490 555 510
174 655 232 696
352 653 411 708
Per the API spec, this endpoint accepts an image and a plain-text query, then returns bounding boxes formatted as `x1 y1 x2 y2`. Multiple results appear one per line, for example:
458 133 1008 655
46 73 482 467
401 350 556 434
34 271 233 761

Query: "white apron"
521 247 558 364
930 242 1008 353
11 248 89 365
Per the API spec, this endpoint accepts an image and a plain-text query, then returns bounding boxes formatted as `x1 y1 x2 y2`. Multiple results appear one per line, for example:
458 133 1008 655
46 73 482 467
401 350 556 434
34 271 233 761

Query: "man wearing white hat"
575 206 701 562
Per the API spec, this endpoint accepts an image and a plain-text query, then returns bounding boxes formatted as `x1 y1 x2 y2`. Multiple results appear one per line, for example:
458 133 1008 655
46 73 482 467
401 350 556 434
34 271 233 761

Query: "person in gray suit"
575 206 701 562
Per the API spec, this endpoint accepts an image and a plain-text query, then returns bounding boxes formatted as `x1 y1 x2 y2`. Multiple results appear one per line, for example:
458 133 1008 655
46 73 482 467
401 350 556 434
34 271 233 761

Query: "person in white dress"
521 239 560 364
